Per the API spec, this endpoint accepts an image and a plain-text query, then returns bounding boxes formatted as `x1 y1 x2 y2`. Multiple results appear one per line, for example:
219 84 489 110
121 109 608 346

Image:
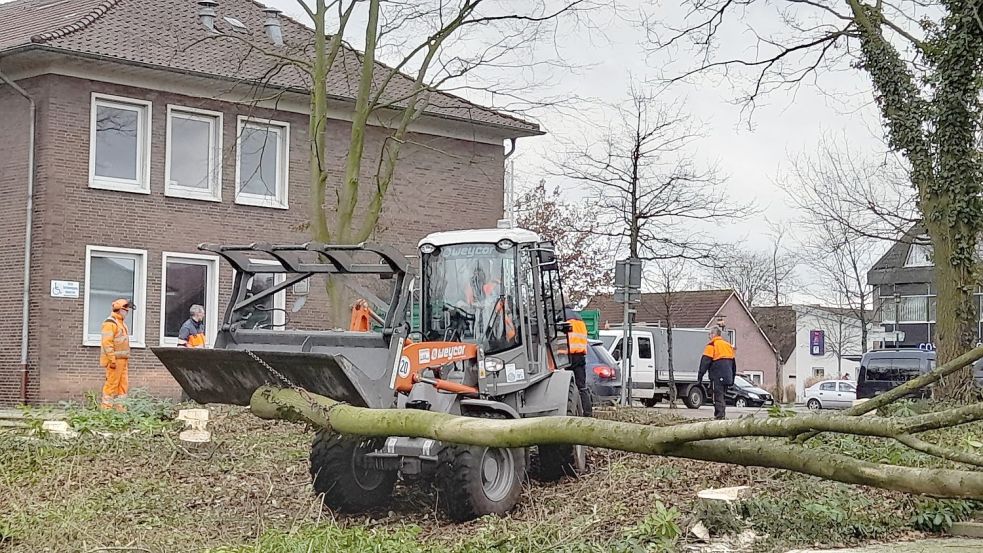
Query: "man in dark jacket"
697 326 737 420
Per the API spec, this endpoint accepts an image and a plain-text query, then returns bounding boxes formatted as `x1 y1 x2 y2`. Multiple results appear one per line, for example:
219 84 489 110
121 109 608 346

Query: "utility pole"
615 258 642 406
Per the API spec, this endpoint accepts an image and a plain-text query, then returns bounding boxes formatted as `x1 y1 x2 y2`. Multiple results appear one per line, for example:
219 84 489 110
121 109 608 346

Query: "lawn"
0 398 978 552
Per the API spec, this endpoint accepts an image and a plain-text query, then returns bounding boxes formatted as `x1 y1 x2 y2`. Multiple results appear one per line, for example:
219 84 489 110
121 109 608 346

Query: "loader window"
422 243 521 354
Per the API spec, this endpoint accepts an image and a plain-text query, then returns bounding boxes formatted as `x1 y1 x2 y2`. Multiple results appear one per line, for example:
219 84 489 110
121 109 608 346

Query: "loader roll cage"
199 242 410 332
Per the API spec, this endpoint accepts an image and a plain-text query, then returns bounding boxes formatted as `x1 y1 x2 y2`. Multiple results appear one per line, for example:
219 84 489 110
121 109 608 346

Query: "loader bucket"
152 348 395 408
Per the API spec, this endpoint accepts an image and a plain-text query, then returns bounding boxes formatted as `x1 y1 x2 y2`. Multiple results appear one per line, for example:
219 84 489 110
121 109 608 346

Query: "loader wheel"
529 379 587 482
436 412 526 522
309 430 396 513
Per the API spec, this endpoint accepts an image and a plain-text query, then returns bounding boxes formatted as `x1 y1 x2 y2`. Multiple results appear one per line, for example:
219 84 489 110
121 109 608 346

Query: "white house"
754 305 869 400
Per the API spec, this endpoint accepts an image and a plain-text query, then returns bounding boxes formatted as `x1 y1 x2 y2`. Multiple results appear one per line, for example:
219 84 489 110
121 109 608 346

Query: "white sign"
50 280 80 298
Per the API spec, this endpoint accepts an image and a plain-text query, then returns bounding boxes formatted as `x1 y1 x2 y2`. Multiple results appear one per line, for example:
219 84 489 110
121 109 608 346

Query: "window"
880 298 897 323
839 382 856 393
165 106 223 201
899 295 930 323
864 358 923 384
744 371 763 386
83 246 147 347
637 336 652 359
160 253 219 346
819 382 836 391
89 94 151 193
236 117 289 209
929 296 937 323
905 240 933 267
812 367 825 377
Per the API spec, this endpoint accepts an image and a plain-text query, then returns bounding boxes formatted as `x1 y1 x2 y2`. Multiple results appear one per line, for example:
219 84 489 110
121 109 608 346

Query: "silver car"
803 380 857 410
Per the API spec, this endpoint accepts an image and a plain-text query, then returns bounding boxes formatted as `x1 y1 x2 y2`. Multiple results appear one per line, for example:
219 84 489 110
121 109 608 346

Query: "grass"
1 402 981 552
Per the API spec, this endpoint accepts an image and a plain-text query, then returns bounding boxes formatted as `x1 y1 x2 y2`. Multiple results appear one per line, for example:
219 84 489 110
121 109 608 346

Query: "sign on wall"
810 330 825 356
50 280 80 299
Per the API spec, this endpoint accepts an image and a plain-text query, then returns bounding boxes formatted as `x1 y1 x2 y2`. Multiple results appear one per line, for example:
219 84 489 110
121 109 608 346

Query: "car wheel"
807 398 821 410
735 398 748 408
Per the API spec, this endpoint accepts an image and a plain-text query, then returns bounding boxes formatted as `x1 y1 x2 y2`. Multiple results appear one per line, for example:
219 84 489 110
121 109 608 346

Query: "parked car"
803 379 857 410
586 340 621 405
724 375 774 408
856 349 935 400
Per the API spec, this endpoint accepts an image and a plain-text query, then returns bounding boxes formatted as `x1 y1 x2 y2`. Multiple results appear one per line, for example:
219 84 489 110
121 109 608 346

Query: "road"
641 402 803 419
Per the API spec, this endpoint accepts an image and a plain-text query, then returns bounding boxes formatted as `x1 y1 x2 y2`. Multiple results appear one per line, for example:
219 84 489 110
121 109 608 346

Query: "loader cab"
418 226 569 371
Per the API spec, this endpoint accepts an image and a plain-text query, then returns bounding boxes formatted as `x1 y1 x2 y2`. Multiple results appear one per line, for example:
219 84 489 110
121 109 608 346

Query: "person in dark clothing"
697 326 737 420
562 306 592 417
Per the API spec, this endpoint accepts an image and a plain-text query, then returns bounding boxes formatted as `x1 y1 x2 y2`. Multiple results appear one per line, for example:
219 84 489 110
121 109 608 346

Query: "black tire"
642 397 659 408
683 385 705 409
530 379 586 481
807 398 822 410
735 398 748 408
436 413 526 522
309 430 396 512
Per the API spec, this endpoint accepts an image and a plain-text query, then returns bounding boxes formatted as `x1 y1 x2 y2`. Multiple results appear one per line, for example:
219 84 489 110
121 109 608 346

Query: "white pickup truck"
600 326 736 409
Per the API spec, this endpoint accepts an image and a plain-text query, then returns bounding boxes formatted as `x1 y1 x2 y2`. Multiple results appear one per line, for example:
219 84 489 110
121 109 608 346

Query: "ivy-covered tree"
648 0 983 400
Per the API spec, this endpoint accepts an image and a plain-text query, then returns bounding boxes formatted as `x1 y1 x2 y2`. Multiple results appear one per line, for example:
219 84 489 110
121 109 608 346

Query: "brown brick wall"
0 84 36 403
0 73 504 405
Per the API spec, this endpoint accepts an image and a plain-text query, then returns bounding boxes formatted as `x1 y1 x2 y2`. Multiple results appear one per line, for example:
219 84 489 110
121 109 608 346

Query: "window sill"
83 339 146 349
165 186 222 203
90 178 151 195
235 194 288 210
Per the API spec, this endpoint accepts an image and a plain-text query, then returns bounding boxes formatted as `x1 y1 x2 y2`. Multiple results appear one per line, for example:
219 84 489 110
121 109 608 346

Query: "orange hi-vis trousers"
101 359 129 411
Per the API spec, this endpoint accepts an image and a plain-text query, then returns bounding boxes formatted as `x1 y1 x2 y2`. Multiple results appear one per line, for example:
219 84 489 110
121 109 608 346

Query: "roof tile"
587 290 734 329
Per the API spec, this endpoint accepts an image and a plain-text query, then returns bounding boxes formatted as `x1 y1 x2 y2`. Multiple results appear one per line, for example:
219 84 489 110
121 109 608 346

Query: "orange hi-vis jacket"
566 318 589 355
100 312 130 367
698 335 737 386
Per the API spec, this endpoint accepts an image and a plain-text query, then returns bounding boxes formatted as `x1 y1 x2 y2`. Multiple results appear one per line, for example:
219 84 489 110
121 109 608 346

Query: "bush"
911 499 980 532
783 384 797 404
804 375 835 388
64 389 177 434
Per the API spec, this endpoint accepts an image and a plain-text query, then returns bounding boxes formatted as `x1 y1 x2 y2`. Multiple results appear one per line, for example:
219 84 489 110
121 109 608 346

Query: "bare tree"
785 143 889 355
805 306 866 377
552 85 752 267
648 258 696 407
647 0 983 400
514 179 615 305
712 235 797 307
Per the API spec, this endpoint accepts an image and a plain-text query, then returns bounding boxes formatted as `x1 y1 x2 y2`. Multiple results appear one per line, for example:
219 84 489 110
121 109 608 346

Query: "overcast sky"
258 0 891 260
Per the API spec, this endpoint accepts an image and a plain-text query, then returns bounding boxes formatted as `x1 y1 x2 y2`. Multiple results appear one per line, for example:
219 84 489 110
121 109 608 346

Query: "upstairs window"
236 117 289 209
905 238 933 267
89 94 151 193
166 106 223 201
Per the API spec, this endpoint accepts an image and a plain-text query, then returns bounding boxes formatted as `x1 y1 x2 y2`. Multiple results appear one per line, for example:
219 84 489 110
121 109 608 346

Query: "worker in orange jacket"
697 326 737 420
564 306 592 417
100 299 134 411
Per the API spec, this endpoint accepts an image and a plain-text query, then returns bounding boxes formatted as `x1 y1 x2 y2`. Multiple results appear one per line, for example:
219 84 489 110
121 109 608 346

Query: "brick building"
588 289 781 389
0 0 540 405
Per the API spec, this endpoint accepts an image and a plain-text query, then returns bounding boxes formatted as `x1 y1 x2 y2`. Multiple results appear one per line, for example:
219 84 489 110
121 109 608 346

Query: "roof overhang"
0 45 544 145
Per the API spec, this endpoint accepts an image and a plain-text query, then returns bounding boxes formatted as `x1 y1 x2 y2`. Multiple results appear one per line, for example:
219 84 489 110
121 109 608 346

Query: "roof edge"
30 0 121 44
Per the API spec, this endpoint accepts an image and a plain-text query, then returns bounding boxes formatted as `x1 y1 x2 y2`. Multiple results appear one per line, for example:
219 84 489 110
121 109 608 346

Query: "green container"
581 309 600 340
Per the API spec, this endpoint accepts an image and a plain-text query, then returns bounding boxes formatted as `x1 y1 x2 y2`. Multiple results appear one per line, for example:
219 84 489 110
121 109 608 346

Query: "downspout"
0 71 36 405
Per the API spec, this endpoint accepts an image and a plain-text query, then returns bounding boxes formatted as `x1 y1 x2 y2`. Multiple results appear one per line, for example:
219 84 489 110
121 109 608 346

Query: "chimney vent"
198 0 218 32
263 8 284 46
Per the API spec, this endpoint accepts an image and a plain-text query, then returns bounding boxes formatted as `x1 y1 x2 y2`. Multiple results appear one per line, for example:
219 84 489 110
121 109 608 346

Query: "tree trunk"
250 382 983 498
930 228 978 401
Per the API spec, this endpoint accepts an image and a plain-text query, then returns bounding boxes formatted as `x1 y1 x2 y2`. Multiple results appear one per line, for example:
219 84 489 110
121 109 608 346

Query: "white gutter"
0 71 36 404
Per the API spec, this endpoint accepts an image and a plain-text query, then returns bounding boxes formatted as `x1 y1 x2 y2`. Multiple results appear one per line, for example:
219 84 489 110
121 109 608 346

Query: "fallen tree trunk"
251 385 983 499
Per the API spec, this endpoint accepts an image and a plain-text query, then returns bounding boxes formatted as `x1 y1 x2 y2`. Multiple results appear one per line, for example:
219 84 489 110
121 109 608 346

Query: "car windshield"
734 376 753 388
422 243 520 354
600 335 616 350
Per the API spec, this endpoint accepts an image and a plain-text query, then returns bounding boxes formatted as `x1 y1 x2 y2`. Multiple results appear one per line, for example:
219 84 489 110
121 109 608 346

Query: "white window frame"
744 371 764 387
159 252 221 347
165 105 223 202
812 367 825 377
233 259 286 328
905 239 933 267
82 246 147 348
235 116 289 209
89 93 152 194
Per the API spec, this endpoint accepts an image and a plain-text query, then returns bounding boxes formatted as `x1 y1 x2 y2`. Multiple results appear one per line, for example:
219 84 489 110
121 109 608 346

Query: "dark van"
856 349 935 399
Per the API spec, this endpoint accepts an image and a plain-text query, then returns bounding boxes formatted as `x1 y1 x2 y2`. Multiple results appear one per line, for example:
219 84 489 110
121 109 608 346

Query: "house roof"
751 306 796 364
0 0 541 135
588 289 735 328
